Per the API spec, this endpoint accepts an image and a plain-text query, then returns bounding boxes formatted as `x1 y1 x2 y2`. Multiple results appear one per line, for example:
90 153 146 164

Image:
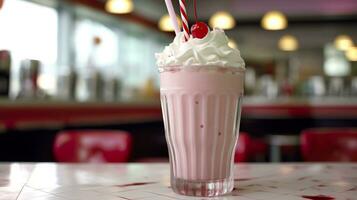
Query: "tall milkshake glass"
160 65 244 197
156 28 245 197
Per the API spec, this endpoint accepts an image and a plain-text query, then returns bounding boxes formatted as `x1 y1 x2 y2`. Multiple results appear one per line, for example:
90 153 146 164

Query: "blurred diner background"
0 0 357 163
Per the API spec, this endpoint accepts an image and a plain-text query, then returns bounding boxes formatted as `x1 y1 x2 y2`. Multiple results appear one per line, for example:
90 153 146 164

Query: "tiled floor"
0 163 356 200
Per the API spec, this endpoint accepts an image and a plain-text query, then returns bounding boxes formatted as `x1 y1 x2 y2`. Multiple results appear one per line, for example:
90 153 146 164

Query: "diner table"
0 163 356 200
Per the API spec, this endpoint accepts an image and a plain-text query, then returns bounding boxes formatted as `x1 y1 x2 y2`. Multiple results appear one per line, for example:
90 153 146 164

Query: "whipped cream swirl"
156 28 245 68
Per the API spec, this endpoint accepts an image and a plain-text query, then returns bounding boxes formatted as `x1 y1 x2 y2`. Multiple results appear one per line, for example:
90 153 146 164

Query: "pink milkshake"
156 29 245 197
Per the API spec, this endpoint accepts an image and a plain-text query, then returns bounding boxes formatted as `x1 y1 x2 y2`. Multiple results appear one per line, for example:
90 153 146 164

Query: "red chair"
53 130 132 163
301 128 357 162
235 132 250 162
249 136 268 162
235 132 267 162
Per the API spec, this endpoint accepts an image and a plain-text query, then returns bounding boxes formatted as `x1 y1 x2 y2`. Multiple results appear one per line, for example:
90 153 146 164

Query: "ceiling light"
334 35 353 51
227 38 238 49
158 14 182 32
278 35 298 51
209 11 236 30
346 46 357 61
105 0 134 14
261 11 287 30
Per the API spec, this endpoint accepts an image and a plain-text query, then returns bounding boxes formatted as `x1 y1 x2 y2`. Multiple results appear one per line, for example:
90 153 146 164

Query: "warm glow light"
158 14 181 32
209 11 235 30
324 44 351 76
37 74 56 92
105 0 133 14
334 35 353 51
227 38 238 49
278 35 298 51
346 46 357 61
261 11 287 30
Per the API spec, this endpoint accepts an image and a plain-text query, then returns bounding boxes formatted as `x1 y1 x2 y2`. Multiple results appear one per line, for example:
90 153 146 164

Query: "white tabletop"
0 163 356 200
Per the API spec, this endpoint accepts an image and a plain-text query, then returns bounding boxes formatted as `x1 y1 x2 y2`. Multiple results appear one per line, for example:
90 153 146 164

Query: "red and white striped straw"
179 0 190 41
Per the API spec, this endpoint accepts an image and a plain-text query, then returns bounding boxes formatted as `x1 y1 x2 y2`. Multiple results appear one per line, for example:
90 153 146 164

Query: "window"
1 0 168 99
74 18 164 89
74 19 119 71
0 0 58 95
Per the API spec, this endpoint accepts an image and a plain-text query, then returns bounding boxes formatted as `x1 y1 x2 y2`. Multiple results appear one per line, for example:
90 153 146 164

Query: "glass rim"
158 65 246 73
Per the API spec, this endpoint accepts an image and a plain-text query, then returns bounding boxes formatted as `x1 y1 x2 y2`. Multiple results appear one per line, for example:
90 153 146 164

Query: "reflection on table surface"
0 163 356 200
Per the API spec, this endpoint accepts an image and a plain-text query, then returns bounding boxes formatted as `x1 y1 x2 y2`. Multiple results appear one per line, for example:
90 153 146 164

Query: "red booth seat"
54 130 132 163
235 132 267 162
301 128 357 162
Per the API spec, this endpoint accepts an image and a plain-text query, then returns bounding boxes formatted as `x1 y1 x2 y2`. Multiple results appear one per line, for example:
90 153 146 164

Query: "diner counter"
1 97 357 130
0 163 356 200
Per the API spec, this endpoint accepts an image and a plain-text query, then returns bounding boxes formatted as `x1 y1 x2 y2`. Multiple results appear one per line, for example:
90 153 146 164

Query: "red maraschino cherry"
191 22 209 39
190 0 209 39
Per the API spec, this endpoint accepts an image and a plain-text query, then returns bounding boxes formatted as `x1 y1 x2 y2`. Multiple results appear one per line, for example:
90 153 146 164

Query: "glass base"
171 177 234 197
